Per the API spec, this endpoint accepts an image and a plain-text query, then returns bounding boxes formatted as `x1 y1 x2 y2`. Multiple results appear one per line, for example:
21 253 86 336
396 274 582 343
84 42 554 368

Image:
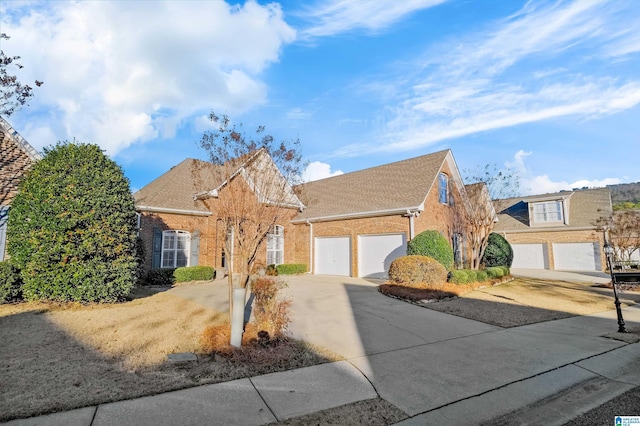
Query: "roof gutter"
136 205 213 216
496 225 598 234
291 205 424 224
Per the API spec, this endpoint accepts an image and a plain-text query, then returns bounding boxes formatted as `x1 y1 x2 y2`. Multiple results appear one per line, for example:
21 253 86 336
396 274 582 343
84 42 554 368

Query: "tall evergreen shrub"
7 142 138 302
481 233 514 268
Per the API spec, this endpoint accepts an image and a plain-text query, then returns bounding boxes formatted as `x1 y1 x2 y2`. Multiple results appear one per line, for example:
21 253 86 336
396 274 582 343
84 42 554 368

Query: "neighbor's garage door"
511 244 547 269
315 237 351 276
358 233 407 279
553 242 600 271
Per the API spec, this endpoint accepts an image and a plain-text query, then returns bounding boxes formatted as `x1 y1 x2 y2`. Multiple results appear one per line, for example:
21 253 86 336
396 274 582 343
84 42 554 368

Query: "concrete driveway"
168 273 640 422
280 274 640 420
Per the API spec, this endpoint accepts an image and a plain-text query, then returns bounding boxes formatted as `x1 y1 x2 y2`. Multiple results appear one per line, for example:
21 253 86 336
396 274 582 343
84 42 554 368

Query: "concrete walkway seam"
248 377 279 423
89 406 98 426
399 340 634 422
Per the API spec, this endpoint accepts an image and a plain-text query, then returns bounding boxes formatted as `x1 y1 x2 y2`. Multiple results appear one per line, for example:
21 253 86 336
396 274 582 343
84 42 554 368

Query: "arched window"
438 173 449 205
267 225 284 265
161 230 191 268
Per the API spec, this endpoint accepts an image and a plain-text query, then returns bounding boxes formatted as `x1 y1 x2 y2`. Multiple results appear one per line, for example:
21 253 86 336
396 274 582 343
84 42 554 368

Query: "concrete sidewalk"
5 274 640 425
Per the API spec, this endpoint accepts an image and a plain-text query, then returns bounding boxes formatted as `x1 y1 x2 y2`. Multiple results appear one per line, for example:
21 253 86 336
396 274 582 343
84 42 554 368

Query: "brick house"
0 117 42 261
493 188 612 271
134 149 472 278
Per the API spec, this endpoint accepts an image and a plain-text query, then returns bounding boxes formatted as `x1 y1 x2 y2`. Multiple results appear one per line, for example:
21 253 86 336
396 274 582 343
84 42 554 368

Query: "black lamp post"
603 241 627 333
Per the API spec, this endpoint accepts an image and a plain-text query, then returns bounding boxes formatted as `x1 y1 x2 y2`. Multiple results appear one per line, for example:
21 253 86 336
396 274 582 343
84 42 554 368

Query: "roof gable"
294 149 463 222
0 117 41 161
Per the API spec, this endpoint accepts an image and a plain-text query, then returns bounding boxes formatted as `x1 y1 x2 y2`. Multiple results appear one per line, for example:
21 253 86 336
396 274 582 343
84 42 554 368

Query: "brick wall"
1 131 35 208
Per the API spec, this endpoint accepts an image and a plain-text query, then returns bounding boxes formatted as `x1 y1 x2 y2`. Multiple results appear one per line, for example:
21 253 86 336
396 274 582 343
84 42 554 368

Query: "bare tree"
463 164 520 269
1 34 43 117
596 210 640 264
198 112 304 345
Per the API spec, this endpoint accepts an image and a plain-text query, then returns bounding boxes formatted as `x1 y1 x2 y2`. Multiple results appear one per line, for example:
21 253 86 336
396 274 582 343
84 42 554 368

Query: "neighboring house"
493 188 612 271
134 149 475 278
0 117 42 261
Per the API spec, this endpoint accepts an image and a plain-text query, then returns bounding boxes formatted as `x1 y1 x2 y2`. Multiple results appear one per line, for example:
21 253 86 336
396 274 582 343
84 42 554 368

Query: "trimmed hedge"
481 233 514 268
174 266 216 283
388 255 448 289
476 270 489 282
485 267 505 279
0 262 22 303
275 264 307 275
146 268 176 286
407 230 454 270
449 270 468 284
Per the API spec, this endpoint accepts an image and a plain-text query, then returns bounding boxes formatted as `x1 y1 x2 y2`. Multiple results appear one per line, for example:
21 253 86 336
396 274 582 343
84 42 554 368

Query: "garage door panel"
315 237 351 276
553 242 600 271
511 244 547 269
358 234 407 279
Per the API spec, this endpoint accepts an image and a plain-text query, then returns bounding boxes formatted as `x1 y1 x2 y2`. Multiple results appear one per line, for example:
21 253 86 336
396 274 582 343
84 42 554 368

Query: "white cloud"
331 0 640 158
507 150 621 195
299 0 447 39
302 161 343 182
1 0 295 154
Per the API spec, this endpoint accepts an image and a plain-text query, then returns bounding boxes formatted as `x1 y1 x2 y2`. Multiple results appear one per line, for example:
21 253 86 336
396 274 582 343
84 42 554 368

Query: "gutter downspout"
405 210 421 239
306 220 313 274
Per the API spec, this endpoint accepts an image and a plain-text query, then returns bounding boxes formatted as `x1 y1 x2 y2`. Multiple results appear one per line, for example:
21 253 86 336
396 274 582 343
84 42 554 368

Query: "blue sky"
2 0 639 195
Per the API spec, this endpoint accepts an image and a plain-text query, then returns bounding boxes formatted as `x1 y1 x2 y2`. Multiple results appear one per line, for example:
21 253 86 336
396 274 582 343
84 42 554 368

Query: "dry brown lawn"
423 277 640 327
0 288 340 422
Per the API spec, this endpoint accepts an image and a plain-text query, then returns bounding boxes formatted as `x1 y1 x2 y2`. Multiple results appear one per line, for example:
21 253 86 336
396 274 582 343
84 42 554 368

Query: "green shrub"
465 269 478 283
448 270 469 284
476 270 488 282
481 233 514 268
499 266 510 276
7 142 138 302
266 264 278 276
275 264 307 275
174 266 216 283
485 267 504 279
0 262 22 303
388 255 448 289
407 230 454 270
146 268 176 286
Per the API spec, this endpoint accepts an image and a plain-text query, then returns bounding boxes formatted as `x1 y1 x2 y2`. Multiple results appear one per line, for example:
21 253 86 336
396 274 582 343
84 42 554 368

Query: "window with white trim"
532 201 563 224
438 173 449 205
266 225 284 265
161 230 191 268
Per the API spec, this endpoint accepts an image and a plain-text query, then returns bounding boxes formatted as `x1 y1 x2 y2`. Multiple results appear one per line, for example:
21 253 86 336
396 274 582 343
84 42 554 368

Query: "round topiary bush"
481 233 513 268
388 255 448 289
7 142 139 302
476 270 489 282
407 230 454 270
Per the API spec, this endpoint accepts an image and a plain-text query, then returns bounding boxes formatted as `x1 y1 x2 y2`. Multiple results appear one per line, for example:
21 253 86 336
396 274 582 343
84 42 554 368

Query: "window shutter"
152 227 162 269
190 230 200 266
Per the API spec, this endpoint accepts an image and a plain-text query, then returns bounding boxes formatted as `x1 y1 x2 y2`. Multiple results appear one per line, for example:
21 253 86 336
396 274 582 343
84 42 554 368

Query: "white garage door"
512 244 547 269
315 237 351 276
358 233 407 279
553 242 600 271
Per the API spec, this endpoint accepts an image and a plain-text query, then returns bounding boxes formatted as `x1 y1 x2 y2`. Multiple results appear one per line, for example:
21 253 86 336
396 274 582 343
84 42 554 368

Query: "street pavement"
4 271 639 425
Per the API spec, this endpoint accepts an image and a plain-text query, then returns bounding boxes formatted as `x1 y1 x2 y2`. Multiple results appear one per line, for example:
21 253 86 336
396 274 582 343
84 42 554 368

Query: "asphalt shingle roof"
295 150 451 221
133 159 220 213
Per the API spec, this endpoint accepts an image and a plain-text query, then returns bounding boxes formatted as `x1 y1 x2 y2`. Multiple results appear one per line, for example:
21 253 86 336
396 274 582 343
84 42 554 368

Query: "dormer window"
532 201 563 224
